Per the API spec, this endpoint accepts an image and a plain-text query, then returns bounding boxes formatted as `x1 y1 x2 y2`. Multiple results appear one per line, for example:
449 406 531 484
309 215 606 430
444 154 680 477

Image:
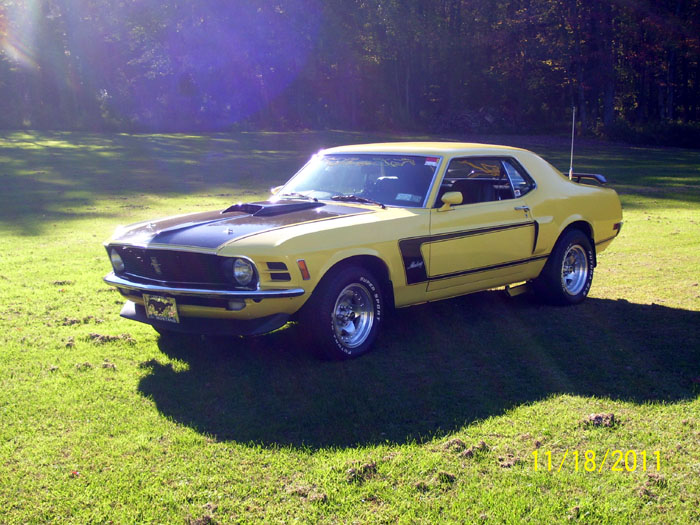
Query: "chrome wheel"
561 244 588 296
332 283 374 349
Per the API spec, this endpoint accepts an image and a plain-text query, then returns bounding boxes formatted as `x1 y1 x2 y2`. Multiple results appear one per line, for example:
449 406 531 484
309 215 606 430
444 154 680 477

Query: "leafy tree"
0 0 698 141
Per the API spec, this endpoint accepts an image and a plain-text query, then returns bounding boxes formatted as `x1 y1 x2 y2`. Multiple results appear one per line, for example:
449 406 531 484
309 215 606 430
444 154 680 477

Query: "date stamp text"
532 449 661 472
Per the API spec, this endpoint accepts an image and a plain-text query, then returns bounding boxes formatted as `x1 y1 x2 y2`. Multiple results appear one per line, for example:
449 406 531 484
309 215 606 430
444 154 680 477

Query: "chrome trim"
107 242 219 254
104 272 305 299
503 156 538 194
221 254 260 289
422 156 445 208
231 255 258 287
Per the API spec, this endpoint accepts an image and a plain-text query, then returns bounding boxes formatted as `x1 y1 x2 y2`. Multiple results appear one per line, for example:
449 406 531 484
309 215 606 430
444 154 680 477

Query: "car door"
426 157 537 292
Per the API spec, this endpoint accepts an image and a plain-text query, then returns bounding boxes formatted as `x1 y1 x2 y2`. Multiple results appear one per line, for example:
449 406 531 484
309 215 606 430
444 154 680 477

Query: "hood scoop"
222 200 324 217
117 200 372 251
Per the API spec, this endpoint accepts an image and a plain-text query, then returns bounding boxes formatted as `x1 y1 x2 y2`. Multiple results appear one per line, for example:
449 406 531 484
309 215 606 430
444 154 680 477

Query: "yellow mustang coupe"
104 142 622 359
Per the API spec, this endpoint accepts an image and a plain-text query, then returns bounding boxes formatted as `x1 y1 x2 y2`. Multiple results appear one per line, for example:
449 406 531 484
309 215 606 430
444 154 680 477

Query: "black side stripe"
398 238 429 284
426 221 534 244
398 221 536 285
430 254 549 282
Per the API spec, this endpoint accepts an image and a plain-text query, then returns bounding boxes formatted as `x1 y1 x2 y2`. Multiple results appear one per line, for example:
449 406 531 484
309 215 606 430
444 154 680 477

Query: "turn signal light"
297 259 310 280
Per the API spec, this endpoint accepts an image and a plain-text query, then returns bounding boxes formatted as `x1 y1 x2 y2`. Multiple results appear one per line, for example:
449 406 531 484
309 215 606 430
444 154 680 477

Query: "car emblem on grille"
150 257 163 275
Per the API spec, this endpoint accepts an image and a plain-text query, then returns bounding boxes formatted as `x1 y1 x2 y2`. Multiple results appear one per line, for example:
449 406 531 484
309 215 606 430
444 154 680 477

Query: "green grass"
0 131 698 523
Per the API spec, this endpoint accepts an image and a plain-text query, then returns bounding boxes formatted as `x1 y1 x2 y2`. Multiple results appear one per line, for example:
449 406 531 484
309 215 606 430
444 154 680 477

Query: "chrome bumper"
103 272 305 300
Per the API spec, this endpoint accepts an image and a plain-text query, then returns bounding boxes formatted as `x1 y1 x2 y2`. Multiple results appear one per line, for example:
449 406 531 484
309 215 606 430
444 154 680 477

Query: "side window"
502 159 535 198
435 157 514 207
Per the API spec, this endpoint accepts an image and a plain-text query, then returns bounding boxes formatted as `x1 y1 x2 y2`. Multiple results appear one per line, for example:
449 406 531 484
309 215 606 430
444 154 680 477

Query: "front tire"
301 265 383 360
533 229 594 305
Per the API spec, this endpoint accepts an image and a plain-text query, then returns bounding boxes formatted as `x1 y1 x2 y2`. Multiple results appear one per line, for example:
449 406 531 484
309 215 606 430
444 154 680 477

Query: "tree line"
1 0 698 144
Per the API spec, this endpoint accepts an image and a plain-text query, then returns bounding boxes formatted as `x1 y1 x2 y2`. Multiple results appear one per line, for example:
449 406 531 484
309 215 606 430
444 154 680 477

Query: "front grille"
112 246 229 284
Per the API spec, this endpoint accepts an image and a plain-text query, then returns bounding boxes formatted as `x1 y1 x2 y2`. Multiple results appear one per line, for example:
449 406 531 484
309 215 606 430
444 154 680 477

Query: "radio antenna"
569 106 576 180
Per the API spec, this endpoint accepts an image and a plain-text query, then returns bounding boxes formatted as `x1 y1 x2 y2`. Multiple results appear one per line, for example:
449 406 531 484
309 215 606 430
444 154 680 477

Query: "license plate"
143 294 179 324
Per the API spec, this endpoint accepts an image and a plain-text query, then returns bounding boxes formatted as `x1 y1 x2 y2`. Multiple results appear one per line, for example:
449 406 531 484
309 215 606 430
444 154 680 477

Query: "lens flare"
1 0 40 70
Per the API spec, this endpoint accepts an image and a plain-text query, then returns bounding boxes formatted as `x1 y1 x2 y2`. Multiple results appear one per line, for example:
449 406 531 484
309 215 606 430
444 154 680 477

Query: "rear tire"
300 265 383 360
533 229 594 305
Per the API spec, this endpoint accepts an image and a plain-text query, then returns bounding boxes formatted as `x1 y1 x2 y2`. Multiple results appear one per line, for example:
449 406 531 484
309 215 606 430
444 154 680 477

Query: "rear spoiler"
571 173 607 185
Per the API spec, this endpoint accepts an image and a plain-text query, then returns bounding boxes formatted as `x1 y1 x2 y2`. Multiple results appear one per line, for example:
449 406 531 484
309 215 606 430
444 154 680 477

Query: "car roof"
322 142 528 157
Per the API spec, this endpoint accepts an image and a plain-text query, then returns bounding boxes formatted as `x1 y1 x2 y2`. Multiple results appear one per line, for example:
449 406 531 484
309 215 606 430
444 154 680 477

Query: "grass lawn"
0 130 698 523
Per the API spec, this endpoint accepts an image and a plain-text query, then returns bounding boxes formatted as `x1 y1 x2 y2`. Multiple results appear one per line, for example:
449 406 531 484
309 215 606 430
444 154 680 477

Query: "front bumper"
104 272 306 335
120 301 291 336
103 272 305 299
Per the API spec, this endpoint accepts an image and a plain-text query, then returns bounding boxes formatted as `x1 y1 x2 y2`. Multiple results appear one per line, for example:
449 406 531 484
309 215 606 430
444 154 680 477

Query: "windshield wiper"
280 192 317 202
331 194 386 209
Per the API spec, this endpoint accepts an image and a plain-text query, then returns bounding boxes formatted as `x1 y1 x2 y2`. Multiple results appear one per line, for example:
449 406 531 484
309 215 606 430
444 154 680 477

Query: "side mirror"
270 185 283 195
438 191 462 212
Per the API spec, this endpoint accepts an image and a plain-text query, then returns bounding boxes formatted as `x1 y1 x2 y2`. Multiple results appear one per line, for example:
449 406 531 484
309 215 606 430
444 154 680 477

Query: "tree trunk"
577 64 587 131
665 0 684 121
601 2 616 128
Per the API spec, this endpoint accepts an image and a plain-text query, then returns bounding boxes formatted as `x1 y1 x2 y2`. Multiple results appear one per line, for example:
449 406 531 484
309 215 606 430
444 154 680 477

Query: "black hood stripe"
114 200 374 251
220 210 373 246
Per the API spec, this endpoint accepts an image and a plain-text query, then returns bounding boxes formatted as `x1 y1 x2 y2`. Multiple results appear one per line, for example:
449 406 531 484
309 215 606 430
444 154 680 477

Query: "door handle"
514 205 530 212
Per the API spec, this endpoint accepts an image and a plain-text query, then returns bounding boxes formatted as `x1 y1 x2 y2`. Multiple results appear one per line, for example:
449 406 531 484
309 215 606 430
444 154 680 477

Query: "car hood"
110 200 375 250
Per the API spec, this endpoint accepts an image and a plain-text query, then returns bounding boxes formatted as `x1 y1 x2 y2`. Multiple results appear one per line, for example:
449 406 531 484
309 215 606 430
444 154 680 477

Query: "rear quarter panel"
517 150 622 258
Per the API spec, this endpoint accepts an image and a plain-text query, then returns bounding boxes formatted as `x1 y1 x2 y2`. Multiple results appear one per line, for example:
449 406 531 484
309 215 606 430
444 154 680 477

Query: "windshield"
280 154 440 207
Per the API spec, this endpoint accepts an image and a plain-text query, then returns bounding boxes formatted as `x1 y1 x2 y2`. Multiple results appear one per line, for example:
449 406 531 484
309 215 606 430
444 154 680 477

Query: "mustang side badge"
150 256 163 275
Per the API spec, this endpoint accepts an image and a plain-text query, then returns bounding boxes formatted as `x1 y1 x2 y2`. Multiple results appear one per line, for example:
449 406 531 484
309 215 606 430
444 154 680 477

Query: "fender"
315 247 393 286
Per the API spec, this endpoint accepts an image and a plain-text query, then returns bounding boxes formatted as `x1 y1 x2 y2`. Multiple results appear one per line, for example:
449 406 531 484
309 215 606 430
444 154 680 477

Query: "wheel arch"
316 253 395 310
557 219 596 266
532 219 597 305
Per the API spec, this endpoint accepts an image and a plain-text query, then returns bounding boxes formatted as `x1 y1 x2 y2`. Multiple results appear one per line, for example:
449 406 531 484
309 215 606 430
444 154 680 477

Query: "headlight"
110 249 125 273
233 258 255 286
